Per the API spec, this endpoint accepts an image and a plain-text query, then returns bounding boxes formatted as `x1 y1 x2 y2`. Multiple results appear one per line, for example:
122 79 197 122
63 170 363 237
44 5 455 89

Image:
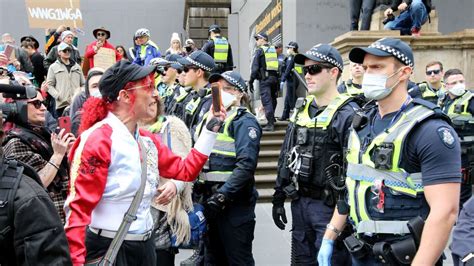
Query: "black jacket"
390 0 432 14
0 160 71 266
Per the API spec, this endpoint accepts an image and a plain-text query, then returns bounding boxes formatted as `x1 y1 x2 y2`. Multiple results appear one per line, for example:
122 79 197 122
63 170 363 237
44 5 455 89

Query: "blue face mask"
89 90 102 98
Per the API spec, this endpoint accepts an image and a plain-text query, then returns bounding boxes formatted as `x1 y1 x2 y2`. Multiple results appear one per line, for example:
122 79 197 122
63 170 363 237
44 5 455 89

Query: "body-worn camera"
373 143 394 170
283 183 299 200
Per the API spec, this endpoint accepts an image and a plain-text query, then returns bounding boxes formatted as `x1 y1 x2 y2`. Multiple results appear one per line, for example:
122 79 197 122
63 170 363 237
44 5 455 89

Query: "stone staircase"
256 121 288 202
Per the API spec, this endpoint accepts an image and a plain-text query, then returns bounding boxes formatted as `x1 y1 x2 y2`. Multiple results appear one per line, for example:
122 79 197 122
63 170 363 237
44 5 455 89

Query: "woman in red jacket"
64 60 224 265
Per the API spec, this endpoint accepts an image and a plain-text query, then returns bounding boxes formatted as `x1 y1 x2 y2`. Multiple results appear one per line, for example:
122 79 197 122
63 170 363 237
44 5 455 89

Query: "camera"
0 81 38 123
373 143 394 170
382 13 395 25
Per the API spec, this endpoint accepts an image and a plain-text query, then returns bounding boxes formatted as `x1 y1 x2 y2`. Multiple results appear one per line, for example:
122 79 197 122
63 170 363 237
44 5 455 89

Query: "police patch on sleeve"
248 127 258 140
437 127 456 149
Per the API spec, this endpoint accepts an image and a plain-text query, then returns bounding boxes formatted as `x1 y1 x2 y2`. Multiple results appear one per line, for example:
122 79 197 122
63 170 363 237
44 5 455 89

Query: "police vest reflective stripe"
294 64 303 74
165 84 178 97
262 45 278 71
290 94 352 130
195 109 249 182
345 82 364 96
212 37 229 63
447 91 473 123
346 105 435 231
185 96 202 115
418 83 437 99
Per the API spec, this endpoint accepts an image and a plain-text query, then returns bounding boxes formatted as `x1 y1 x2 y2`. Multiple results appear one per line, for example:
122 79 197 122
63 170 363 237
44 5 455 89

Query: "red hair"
78 73 155 134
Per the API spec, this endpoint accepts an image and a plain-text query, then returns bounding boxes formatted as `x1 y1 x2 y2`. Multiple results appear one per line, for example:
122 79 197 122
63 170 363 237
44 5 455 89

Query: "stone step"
261 129 287 141
255 161 278 176
258 150 281 163
259 139 284 151
255 174 276 187
257 188 274 202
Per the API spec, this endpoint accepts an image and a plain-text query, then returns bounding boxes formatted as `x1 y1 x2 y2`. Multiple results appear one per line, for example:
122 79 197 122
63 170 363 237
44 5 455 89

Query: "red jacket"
64 113 213 265
84 40 122 68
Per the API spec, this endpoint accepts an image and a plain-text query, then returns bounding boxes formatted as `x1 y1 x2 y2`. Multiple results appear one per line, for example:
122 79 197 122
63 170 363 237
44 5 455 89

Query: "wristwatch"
326 223 342 236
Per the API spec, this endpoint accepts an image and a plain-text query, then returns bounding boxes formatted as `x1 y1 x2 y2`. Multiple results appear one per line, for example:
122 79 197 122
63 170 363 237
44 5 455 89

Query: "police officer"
451 197 474 265
160 54 184 113
202 24 234 74
249 33 279 131
194 71 261 265
417 61 446 104
272 43 357 265
280 41 303 121
337 61 370 107
439 68 474 209
173 51 215 137
318 38 461 265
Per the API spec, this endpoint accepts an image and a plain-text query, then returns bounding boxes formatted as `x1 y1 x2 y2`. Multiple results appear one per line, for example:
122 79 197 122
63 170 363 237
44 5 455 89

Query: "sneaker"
180 248 203 266
411 28 421 37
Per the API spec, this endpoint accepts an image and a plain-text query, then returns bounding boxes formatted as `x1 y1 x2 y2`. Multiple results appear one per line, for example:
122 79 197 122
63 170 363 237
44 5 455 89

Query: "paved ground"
176 203 454 265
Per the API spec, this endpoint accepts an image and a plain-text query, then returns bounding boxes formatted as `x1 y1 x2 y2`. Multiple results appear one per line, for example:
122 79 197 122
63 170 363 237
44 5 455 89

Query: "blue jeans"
384 0 428 35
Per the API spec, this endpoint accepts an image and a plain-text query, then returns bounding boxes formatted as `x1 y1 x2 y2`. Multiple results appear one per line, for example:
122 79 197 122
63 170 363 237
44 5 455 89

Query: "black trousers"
204 214 256 266
85 228 156 266
350 0 376 30
281 78 297 119
260 76 278 123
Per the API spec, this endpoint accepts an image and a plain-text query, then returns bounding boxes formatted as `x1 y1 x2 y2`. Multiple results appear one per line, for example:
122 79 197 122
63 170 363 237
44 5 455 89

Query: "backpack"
0 159 25 261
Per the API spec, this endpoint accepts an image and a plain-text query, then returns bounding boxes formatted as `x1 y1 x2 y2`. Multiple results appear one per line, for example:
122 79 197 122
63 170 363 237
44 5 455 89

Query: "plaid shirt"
3 137 67 223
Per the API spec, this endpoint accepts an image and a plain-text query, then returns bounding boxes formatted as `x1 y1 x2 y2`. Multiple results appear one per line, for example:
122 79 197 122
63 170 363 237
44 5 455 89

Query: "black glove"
206 117 223 132
248 80 254 93
272 190 287 230
204 193 226 220
272 204 287 230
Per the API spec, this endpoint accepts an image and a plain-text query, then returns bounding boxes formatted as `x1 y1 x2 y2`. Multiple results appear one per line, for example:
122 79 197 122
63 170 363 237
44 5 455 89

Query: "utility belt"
462 167 473 184
262 70 278 79
343 217 424 265
88 227 153 242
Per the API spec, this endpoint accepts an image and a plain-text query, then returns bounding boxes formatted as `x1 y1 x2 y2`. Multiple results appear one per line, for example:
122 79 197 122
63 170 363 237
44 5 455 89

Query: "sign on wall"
249 0 283 45
25 0 83 29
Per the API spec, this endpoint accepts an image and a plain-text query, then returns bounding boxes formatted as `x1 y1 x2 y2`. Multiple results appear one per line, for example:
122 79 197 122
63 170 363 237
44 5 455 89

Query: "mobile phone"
211 84 221 113
57 116 71 134
4 44 15 61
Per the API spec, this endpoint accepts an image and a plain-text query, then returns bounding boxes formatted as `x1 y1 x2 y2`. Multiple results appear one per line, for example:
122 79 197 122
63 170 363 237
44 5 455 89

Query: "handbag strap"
101 137 148 265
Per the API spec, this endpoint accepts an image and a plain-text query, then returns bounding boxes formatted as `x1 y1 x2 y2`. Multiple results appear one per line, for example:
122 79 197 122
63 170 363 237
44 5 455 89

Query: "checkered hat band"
222 73 243 89
305 50 342 70
368 43 414 67
185 57 212 72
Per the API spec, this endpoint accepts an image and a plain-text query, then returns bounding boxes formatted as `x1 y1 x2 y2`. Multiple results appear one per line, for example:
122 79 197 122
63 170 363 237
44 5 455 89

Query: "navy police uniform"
176 50 215 134
452 197 474 266
194 71 260 265
272 44 357 265
250 33 279 130
341 38 461 265
280 41 301 120
202 25 234 74
440 91 474 209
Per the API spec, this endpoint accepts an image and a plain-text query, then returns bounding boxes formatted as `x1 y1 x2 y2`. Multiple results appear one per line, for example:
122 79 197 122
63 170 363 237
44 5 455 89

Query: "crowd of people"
0 0 473 265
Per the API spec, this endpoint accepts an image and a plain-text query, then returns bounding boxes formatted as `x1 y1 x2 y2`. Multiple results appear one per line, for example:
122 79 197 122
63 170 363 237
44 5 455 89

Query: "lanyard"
370 96 412 136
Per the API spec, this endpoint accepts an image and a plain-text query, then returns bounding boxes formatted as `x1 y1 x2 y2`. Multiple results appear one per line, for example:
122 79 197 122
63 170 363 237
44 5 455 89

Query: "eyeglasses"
177 69 183 74
27 100 45 109
426 69 441 75
303 64 331 76
127 83 155 92
62 49 72 53
183 66 199 73
97 32 107 37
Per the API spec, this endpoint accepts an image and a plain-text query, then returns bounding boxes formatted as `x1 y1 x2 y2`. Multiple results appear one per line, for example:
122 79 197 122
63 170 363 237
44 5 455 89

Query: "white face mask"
90 90 102 98
449 83 466 97
221 90 237 109
362 69 402 100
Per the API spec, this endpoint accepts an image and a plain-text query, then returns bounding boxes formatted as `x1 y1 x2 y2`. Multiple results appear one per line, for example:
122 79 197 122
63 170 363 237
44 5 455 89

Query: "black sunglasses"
177 69 183 74
183 66 199 73
426 69 441 75
27 99 45 109
303 64 324 76
97 32 107 37
62 49 72 53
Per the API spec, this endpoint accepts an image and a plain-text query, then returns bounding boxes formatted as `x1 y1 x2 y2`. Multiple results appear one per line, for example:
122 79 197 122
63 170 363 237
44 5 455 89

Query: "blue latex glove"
317 238 334 266
280 81 285 91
